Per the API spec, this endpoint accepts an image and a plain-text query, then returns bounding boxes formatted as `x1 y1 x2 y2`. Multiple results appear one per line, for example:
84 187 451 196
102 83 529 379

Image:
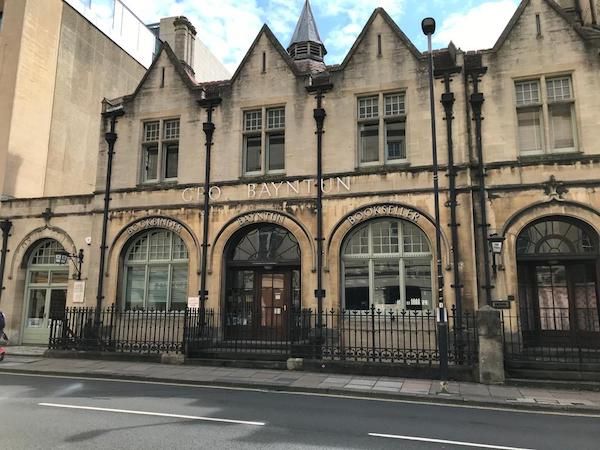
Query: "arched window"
123 229 189 310
229 225 300 264
23 239 69 343
517 218 597 257
342 219 432 310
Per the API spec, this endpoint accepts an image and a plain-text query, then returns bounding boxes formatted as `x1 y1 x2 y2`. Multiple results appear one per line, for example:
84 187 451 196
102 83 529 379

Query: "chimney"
158 16 196 76
173 16 196 74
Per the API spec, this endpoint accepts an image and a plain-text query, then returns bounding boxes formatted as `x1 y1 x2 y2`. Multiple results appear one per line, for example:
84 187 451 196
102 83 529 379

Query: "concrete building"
0 0 599 380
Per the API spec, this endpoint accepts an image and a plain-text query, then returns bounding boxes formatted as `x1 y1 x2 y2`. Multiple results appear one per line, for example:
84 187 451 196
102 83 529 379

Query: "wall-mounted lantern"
488 234 505 274
55 249 84 280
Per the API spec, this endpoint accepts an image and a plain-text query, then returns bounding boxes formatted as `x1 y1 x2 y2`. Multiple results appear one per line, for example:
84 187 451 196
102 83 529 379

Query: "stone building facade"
1 0 599 352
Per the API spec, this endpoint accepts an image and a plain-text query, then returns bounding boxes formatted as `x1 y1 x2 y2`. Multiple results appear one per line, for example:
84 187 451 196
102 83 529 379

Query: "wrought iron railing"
185 306 478 366
49 306 185 354
49 305 478 366
501 308 600 364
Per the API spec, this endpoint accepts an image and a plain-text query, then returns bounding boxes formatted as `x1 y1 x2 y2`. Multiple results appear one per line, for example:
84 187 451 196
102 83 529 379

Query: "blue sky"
125 0 520 74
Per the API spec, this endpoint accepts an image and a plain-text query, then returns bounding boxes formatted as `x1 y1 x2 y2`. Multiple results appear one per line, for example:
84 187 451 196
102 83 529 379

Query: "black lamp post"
422 17 448 385
55 249 84 280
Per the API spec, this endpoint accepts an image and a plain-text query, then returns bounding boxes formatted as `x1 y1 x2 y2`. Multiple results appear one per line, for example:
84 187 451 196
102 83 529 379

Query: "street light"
422 17 448 388
55 249 84 280
488 234 505 274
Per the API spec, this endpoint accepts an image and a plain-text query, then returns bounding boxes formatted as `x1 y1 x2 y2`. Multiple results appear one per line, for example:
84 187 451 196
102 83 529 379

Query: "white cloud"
433 0 519 50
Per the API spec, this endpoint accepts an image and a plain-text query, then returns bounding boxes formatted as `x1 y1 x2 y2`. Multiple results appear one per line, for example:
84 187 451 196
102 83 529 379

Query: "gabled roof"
230 24 306 83
289 0 323 47
492 0 600 52
122 42 202 104
332 8 422 71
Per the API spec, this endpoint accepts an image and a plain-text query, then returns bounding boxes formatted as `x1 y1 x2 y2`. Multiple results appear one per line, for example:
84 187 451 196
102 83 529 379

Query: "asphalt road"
0 372 599 449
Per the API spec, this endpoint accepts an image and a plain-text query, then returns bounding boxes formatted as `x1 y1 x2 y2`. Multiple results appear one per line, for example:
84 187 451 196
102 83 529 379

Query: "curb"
1 366 599 415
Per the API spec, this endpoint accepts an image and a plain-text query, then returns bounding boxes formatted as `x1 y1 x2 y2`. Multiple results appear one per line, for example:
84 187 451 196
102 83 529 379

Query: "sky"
124 0 521 74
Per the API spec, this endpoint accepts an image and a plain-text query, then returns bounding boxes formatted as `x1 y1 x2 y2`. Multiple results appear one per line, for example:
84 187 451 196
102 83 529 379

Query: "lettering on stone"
126 218 183 236
346 204 421 226
235 211 287 227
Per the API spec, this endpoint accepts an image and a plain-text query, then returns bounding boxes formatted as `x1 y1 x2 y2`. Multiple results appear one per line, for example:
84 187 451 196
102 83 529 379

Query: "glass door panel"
260 273 286 333
536 265 569 331
572 264 600 332
27 289 47 328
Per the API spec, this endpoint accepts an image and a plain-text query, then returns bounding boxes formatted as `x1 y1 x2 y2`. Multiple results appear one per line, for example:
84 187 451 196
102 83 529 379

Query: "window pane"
31 240 65 265
359 122 379 163
170 266 188 310
149 231 171 260
50 271 69 284
147 266 169 310
344 260 369 310
244 110 262 131
403 222 430 253
144 145 159 180
372 221 399 254
549 103 574 150
345 226 369 255
517 107 543 153
386 120 406 160
267 133 284 171
373 261 400 306
384 93 405 116
245 135 261 172
172 235 188 260
143 121 160 142
163 119 180 140
164 143 178 178
546 77 572 102
125 266 145 309
30 271 49 284
358 96 378 119
267 108 285 129
515 80 540 106
404 259 432 310
128 235 148 261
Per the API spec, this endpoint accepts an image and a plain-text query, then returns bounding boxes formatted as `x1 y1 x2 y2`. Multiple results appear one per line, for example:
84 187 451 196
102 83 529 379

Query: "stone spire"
287 0 327 69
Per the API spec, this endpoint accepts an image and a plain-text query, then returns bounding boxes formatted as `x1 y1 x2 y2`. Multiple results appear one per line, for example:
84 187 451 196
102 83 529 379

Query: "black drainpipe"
307 77 333 326
197 97 222 311
467 64 492 306
96 105 125 323
440 70 463 321
0 220 12 306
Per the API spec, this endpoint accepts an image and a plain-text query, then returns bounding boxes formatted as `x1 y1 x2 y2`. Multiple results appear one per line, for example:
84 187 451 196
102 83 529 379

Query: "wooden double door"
225 269 297 340
518 261 600 347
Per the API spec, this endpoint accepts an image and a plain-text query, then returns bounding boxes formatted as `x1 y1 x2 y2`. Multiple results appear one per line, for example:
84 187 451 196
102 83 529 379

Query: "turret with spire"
287 0 327 73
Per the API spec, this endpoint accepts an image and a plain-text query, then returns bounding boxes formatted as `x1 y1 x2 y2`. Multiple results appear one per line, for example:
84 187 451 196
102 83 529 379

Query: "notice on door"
72 281 85 304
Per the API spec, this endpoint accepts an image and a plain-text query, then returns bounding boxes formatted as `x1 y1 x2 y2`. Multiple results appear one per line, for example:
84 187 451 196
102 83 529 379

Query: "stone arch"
105 215 200 307
326 202 451 309
498 200 600 311
208 210 314 310
8 225 77 280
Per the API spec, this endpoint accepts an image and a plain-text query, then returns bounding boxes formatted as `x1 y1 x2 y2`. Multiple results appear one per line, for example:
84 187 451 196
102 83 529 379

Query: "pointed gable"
122 42 201 104
334 7 421 71
230 24 304 84
492 0 600 52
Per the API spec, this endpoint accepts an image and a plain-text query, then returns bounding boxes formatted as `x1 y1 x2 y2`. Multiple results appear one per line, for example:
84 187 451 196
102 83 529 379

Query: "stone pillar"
477 306 505 384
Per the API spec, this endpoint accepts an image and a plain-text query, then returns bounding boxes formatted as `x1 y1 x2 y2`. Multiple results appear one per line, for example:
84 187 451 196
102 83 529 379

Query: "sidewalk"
2 354 600 413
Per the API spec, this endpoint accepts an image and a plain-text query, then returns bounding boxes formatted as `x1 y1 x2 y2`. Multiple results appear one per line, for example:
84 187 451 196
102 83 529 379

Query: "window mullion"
143 265 150 309
399 259 406 309
167 264 173 310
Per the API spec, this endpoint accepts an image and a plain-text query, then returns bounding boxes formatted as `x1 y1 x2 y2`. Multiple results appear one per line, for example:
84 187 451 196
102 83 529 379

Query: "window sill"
518 150 583 164
239 172 287 182
355 162 411 174
136 180 179 190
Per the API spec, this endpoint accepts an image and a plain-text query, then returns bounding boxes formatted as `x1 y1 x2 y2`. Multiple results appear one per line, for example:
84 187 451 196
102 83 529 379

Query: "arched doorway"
341 218 433 311
516 217 600 346
122 229 189 311
224 224 301 340
22 239 69 344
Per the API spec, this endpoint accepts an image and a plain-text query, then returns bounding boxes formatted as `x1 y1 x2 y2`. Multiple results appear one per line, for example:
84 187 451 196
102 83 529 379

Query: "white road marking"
368 433 535 450
3 371 598 418
38 402 265 426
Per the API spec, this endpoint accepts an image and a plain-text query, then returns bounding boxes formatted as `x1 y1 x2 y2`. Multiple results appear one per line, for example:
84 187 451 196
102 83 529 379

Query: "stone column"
477 305 505 384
